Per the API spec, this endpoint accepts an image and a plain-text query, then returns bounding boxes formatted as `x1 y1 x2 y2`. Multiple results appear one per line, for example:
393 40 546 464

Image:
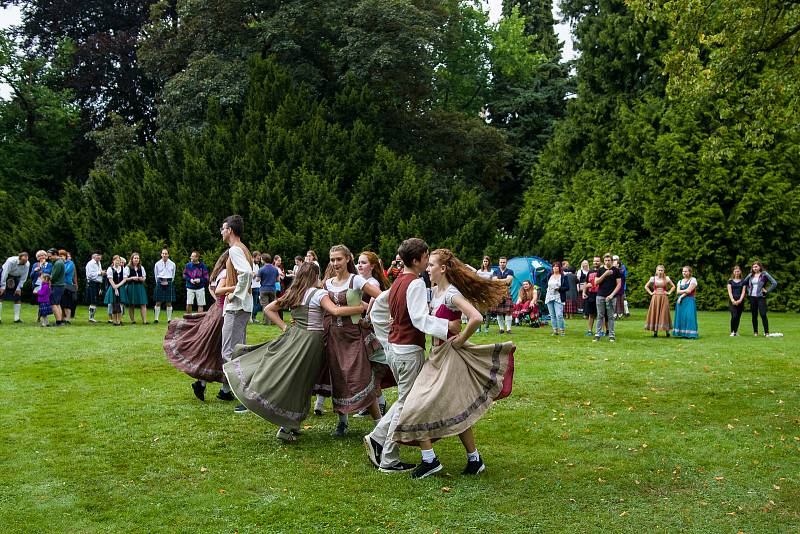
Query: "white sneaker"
729 332 736 337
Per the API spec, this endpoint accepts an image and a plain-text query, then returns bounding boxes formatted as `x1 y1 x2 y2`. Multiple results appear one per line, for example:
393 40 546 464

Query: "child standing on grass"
37 273 52 327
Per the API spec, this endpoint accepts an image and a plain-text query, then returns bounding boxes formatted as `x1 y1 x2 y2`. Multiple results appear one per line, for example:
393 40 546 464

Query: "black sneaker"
14 319 22 324
191 380 206 402
378 462 416 474
234 404 248 414
462 457 485 475
331 421 348 437
609 336 616 343
216 390 235 401
363 435 383 468
379 403 387 417
153 319 159 324
313 407 324 416
411 458 442 479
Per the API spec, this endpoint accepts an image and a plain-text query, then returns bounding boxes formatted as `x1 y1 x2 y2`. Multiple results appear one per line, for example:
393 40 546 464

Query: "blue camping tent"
506 256 552 302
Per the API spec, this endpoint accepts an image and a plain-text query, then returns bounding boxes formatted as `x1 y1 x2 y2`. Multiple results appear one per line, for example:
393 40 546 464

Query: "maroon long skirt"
163 305 224 382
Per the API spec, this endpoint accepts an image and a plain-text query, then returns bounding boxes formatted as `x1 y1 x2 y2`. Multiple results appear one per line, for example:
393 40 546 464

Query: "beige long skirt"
391 339 514 444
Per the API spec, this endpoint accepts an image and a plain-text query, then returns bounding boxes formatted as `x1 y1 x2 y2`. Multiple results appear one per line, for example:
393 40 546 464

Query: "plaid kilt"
490 295 513 315
564 299 577 315
153 280 176 302
85 280 104 305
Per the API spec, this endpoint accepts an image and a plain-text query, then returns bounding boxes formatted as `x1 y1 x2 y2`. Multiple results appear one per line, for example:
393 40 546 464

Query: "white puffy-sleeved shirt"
153 259 177 281
1 256 29 289
85 259 104 283
225 246 253 313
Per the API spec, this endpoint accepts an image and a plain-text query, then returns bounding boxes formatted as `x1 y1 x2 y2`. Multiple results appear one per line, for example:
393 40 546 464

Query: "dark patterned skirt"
490 295 513 315
153 281 176 302
564 299 577 315
85 280 104 305
38 302 52 317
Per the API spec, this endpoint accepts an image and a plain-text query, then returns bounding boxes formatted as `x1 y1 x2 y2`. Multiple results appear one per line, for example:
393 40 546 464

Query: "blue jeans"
547 300 565 331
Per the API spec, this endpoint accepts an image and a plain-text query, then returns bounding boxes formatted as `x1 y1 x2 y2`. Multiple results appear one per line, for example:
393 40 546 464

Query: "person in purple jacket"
183 251 209 313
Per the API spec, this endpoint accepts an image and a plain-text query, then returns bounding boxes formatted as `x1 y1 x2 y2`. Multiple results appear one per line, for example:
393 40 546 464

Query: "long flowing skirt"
672 296 699 338
391 340 515 444
223 327 325 428
324 318 376 413
644 293 672 332
163 305 224 382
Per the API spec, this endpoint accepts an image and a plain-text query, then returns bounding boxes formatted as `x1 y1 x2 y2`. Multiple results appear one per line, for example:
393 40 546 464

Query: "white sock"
89 306 96 319
220 384 231 393
505 315 513 330
13 303 21 321
421 449 436 463
0 302 3 318
377 394 385 405
315 395 325 410
467 449 480 462
166 306 173 320
154 306 161 321
496 316 503 329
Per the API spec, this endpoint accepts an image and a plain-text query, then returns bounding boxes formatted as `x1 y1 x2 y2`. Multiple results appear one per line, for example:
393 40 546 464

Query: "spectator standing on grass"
0 252 29 323
577 259 590 314
125 252 149 324
490 256 515 334
612 255 628 318
104 255 126 326
582 256 601 336
60 250 78 324
29 250 49 301
563 265 578 320
727 265 747 337
183 251 209 314
250 251 262 322
257 254 279 325
37 273 52 327
48 248 66 327
672 266 699 339
85 253 104 322
545 262 569 336
153 249 176 324
743 260 777 337
644 265 674 337
593 253 621 343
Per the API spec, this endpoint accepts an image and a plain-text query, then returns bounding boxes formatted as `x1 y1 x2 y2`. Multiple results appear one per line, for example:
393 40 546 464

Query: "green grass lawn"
1 305 798 533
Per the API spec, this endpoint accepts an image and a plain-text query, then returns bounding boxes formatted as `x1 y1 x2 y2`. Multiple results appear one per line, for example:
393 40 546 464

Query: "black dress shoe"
216 390 235 401
331 421 348 437
191 380 206 401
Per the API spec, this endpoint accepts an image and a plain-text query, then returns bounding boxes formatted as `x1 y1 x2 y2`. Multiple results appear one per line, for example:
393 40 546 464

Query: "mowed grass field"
1 305 798 533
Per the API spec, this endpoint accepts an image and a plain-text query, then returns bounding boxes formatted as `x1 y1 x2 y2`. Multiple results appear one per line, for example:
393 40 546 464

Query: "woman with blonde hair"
644 265 675 337
223 262 363 442
318 244 382 437
392 248 515 479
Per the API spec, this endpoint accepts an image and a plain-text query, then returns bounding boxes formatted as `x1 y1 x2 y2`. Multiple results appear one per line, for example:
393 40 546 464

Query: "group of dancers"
164 217 515 479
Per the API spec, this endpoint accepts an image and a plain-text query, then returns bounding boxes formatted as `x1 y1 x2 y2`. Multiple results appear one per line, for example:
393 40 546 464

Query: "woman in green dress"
223 262 363 442
125 252 149 324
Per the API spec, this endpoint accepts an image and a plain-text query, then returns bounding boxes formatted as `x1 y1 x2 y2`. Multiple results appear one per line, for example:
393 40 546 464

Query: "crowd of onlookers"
0 248 779 339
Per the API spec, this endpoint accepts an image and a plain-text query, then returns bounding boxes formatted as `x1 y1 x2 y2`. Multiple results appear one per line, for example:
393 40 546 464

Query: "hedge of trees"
0 0 797 311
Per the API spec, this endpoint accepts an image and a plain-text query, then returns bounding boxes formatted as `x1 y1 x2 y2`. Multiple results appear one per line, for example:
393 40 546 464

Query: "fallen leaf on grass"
714 476 725 481
727 424 735 430
598 478 606 483
773 484 780 490
200 467 208 473
218 488 226 494
726 512 736 516
441 487 451 493
619 511 629 517
303 425 312 430
153 437 160 442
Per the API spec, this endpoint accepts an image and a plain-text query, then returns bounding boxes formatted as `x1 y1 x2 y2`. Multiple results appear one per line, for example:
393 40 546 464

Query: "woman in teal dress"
222 262 364 442
672 266 699 339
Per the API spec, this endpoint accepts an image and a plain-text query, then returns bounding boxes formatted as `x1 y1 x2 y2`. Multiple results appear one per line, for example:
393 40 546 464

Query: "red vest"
388 273 426 348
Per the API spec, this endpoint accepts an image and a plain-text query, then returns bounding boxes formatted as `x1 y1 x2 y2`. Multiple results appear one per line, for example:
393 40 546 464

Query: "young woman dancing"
222 262 363 442
391 248 515 479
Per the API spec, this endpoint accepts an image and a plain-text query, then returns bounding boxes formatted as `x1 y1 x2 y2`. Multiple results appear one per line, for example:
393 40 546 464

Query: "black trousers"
749 296 768 334
729 301 744 333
